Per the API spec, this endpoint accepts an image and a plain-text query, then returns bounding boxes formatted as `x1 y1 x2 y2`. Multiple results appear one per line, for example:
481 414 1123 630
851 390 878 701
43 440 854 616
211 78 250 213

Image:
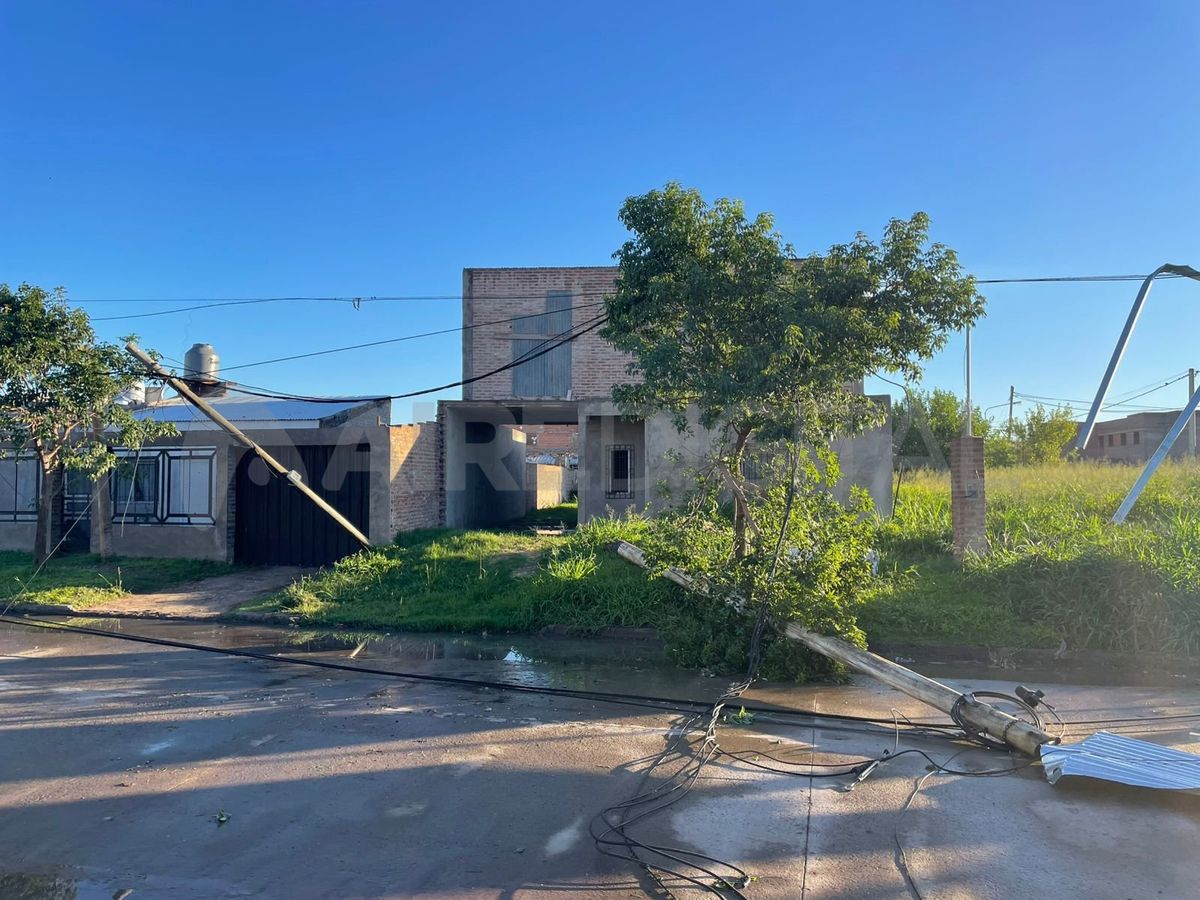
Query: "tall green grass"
864 460 1200 654
244 516 679 634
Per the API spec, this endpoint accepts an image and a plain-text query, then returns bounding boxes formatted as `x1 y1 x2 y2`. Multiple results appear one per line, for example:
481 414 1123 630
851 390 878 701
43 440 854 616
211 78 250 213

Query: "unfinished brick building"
437 266 894 528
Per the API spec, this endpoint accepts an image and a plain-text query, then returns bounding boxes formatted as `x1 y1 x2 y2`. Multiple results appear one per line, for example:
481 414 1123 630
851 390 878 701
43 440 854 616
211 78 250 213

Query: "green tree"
601 184 983 668
986 402 1076 466
0 284 173 562
893 387 991 468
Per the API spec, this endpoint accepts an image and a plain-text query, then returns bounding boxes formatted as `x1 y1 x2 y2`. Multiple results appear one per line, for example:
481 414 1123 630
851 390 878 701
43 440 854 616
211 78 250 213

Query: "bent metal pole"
126 342 371 550
614 540 1055 756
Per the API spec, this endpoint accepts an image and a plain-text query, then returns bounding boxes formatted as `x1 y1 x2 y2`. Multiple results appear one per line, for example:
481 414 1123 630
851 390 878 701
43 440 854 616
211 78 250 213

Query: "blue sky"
2 2 1198 424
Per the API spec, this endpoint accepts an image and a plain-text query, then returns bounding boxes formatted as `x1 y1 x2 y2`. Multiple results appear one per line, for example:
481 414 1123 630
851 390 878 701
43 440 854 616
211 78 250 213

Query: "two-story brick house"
436 266 893 528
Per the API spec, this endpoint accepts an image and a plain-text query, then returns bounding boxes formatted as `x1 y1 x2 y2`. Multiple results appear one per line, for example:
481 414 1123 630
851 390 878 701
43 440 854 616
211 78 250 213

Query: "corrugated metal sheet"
1041 730 1200 790
512 338 571 398
133 396 383 428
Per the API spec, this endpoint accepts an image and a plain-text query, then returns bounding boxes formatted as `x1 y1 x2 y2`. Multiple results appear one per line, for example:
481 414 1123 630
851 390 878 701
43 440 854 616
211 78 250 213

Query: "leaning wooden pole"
126 342 371 550
614 540 1055 756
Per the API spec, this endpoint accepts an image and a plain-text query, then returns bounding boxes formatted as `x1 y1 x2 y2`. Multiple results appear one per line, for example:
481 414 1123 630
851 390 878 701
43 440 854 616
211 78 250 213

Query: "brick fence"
390 423 441 535
950 435 988 557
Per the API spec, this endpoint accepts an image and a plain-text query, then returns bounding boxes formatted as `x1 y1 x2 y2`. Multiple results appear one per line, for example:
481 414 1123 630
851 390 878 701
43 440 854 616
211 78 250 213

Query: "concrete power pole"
1007 385 1016 439
126 342 372 550
963 328 973 437
1190 368 1197 457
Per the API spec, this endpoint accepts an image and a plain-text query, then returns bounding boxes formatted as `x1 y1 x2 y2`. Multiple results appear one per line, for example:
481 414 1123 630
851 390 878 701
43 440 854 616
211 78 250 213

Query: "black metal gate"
61 468 91 554
234 444 370 567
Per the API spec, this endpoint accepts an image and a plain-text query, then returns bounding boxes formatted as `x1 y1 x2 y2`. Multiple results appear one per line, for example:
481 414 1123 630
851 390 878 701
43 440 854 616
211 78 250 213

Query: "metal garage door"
234 444 370 567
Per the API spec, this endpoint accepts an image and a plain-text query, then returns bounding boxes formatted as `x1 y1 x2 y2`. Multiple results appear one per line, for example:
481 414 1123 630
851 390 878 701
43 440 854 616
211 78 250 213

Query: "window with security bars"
111 448 216 525
606 444 634 499
0 454 40 522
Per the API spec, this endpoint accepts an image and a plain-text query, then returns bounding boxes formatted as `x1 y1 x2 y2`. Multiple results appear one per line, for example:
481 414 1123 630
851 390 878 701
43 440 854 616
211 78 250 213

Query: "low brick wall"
390 423 441 535
526 463 568 511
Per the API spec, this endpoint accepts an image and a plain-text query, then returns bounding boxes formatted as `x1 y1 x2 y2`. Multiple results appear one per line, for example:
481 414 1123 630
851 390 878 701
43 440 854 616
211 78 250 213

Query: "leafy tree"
0 284 173 562
985 402 1076 466
601 184 983 673
893 387 991 469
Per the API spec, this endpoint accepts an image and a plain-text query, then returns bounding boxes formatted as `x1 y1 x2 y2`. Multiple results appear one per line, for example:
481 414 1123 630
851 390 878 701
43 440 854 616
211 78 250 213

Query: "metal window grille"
606 444 634 499
0 454 40 522
111 448 217 525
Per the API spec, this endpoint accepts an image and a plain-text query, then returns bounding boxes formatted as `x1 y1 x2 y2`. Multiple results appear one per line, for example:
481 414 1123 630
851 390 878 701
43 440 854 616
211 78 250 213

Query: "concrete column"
950 436 987 558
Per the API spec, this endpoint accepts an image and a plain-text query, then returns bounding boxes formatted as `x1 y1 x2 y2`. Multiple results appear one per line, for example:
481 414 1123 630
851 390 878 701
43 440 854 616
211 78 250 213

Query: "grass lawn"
860 460 1200 654
0 552 239 608
517 500 579 528
241 517 681 633
244 460 1200 660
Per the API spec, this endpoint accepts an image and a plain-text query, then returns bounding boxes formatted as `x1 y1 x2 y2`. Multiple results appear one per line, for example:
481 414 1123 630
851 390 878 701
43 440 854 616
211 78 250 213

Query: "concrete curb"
1 602 296 627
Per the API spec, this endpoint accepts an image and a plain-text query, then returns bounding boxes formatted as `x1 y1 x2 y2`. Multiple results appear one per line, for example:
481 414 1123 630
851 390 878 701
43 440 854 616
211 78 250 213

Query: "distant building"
1077 410 1200 463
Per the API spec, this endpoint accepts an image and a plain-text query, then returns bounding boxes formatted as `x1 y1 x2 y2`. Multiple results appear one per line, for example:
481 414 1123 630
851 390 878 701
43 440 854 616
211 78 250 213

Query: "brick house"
0 379 396 566
437 266 893 528
1077 410 1200 464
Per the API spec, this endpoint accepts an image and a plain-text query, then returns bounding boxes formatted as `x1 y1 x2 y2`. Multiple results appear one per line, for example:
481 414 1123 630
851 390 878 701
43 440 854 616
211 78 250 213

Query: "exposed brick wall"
518 424 579 455
390 422 441 535
950 436 987 557
461 267 640 401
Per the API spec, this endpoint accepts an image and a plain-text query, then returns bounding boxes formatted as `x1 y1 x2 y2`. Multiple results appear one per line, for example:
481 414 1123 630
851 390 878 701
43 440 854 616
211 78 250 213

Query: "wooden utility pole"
1007 385 1016 439
614 541 1054 756
126 343 371 550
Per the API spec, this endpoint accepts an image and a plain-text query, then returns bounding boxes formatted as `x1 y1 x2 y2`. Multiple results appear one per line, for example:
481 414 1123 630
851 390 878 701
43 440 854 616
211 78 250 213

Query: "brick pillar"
950 436 987 558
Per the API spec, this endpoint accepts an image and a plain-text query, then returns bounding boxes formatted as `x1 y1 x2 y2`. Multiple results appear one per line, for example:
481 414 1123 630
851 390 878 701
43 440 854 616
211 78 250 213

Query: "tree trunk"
92 470 113 560
34 463 62 565
728 428 752 561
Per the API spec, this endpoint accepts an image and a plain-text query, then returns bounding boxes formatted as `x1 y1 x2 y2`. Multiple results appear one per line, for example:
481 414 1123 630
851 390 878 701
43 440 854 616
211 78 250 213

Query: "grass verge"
0 552 239 608
861 460 1200 654
240 517 679 634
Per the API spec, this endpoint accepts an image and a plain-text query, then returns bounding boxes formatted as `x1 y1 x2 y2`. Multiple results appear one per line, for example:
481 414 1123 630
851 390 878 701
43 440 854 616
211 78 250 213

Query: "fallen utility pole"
126 342 371 550
614 541 1055 756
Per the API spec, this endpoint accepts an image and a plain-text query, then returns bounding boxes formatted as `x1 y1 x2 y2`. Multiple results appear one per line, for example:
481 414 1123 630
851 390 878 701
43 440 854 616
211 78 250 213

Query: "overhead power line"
164 311 611 404
81 271 1192 321
975 273 1187 284
214 300 607 375
85 290 624 321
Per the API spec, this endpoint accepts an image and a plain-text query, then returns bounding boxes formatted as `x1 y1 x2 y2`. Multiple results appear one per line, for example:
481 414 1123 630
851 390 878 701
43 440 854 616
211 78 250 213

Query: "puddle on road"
0 871 114 900
7 616 1200 717
4 616 718 700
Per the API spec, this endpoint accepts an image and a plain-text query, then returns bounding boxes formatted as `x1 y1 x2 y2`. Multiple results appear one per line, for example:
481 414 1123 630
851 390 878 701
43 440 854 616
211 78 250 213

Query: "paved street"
2 620 1199 899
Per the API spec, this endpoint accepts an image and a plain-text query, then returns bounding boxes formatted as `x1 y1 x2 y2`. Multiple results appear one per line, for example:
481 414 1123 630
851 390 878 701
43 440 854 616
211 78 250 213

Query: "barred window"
0 454 40 522
112 448 216 525
606 445 633 499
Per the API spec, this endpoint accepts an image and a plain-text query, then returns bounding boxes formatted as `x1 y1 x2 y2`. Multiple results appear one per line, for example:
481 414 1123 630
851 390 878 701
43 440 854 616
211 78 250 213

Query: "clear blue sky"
2 2 1198 424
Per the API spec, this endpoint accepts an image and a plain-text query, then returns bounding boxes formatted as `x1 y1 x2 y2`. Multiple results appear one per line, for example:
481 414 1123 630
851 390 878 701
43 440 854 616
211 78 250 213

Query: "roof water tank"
116 381 146 407
183 343 220 382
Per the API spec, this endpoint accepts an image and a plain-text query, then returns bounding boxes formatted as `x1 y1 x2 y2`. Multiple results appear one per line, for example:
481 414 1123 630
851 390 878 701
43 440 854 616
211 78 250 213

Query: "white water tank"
116 381 146 407
183 343 220 382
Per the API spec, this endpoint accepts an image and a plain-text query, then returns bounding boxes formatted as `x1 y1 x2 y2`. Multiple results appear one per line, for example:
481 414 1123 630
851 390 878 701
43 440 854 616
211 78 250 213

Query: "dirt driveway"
70 566 304 619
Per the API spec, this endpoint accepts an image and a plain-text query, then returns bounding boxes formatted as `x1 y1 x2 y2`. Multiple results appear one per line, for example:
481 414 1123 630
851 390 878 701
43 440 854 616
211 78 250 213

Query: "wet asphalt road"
2 619 1200 898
